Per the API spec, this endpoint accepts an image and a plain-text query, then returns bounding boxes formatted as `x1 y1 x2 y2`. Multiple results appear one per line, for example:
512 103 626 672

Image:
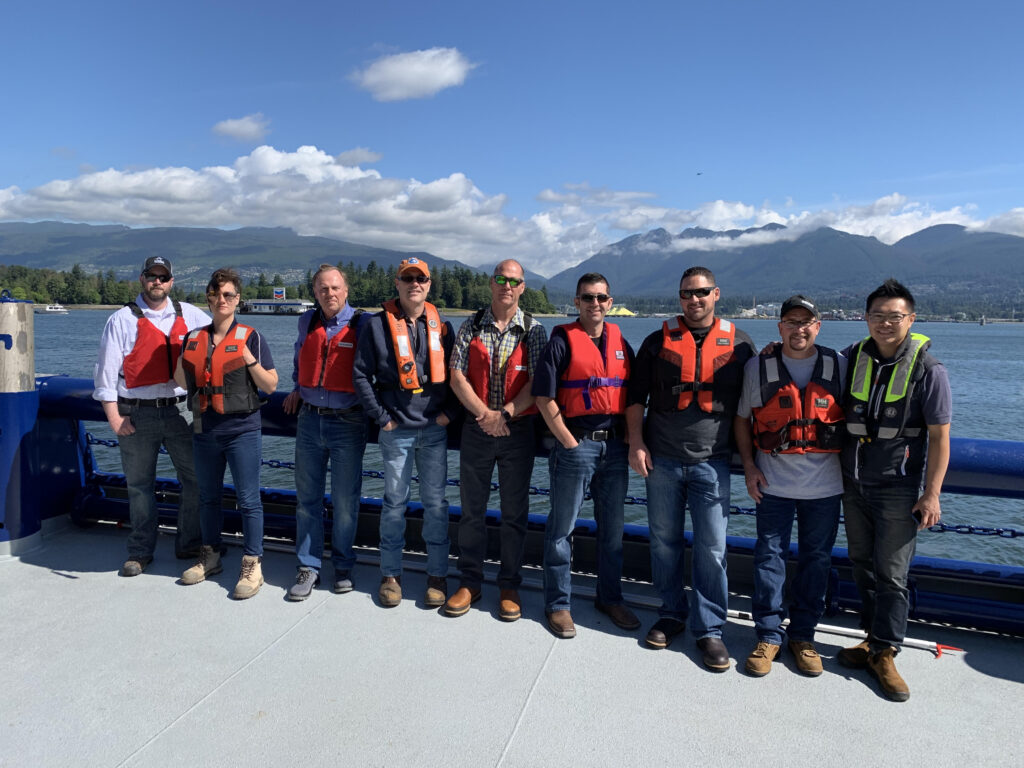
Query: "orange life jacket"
465 308 537 415
181 324 262 415
752 346 845 455
556 321 629 418
121 300 189 389
297 308 362 392
381 299 446 392
654 317 736 413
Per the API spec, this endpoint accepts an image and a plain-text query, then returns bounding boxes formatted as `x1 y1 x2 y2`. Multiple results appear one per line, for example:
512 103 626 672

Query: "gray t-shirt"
737 349 847 500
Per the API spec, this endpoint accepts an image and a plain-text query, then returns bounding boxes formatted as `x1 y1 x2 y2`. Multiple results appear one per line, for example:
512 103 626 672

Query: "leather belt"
571 427 620 442
303 404 364 416
118 395 186 408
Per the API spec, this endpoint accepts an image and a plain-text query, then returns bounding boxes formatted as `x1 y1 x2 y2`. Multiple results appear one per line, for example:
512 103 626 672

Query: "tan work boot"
379 576 402 607
788 640 824 677
181 545 223 585
837 639 872 669
867 647 910 702
233 555 263 600
745 641 780 677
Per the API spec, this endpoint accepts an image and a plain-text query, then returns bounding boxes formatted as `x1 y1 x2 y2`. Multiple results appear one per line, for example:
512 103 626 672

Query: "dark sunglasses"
143 272 171 284
399 275 430 284
579 293 610 303
493 275 522 287
679 287 715 299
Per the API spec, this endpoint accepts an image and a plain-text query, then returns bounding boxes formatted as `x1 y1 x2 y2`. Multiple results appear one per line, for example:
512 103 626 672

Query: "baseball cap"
142 256 173 276
397 257 429 278
780 295 820 319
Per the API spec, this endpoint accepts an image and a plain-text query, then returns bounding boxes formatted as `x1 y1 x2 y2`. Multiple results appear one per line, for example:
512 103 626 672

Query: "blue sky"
2 0 1023 276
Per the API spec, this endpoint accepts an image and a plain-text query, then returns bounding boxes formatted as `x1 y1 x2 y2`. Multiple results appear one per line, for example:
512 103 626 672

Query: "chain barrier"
85 431 1021 539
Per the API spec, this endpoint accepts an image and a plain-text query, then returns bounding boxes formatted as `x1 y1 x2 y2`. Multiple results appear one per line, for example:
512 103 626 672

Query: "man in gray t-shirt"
733 295 847 679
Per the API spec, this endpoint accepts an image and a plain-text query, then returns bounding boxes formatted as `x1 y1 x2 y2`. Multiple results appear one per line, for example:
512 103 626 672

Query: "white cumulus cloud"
336 147 382 166
213 113 270 142
351 47 476 101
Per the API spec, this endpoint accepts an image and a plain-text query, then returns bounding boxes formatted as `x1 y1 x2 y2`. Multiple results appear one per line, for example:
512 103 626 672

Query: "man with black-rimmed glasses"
626 266 755 670
93 256 209 577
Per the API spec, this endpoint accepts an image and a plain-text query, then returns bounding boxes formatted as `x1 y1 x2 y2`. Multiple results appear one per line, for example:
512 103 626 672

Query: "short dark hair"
865 278 915 313
576 272 609 296
206 267 242 296
681 266 715 286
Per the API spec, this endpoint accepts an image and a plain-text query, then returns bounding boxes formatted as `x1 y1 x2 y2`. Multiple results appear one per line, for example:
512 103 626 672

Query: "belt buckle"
592 429 609 441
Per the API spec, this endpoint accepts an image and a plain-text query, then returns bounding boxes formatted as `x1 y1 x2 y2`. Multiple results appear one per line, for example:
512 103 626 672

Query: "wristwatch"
501 408 513 424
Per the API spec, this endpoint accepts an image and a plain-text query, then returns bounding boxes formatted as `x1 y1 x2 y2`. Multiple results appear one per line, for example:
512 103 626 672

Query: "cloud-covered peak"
351 47 477 101
212 113 270 142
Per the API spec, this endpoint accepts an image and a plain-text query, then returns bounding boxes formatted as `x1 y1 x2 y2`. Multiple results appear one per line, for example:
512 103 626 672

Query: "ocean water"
32 310 1024 566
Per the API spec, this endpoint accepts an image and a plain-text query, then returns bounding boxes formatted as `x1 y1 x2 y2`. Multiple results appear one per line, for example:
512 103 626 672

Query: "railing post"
0 291 40 555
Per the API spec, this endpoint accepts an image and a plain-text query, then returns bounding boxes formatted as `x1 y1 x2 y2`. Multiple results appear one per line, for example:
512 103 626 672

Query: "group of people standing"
94 254 950 704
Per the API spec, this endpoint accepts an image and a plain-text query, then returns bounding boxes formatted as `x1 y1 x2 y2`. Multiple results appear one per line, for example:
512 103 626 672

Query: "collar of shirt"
134 293 177 319
481 306 525 333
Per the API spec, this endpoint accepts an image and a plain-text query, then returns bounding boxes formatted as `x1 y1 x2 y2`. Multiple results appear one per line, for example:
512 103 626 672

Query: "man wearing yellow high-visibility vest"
837 279 951 703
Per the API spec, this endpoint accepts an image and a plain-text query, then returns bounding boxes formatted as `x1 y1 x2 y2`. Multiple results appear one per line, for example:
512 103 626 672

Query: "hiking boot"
379 576 402 607
120 557 152 577
837 639 872 669
745 641 780 677
287 567 320 601
333 571 354 594
789 640 824 677
424 575 448 608
233 555 264 600
181 546 222 585
867 647 910 702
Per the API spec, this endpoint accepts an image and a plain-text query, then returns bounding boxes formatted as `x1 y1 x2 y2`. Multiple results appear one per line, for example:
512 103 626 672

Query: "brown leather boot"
378 576 402 607
499 589 522 621
838 639 872 669
443 586 481 617
547 610 576 638
867 647 910 702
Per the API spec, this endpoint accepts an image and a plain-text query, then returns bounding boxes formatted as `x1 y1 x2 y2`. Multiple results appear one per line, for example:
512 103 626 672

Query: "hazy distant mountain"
541 224 1024 305
0 221 548 289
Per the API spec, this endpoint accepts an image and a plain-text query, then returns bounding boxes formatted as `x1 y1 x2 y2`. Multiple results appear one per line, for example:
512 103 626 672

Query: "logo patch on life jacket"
338 341 353 348
716 338 730 345
814 397 829 408
854 404 865 415
779 396 793 409
176 335 185 341
226 345 239 353
428 318 438 328
885 406 898 418
186 341 198 350
615 350 624 360
514 365 527 371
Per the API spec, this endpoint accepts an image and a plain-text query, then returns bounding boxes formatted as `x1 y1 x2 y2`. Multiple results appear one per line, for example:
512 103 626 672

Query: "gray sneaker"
120 557 152 577
287 567 320 601
333 571 354 594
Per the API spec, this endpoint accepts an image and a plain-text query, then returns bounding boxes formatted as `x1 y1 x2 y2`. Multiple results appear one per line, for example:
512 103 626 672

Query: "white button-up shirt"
92 294 210 402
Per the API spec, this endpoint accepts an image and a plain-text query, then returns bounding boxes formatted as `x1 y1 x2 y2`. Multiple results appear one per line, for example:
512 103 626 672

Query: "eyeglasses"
399 275 430 284
867 312 911 325
781 319 818 329
143 272 171 284
493 275 522 287
207 291 239 301
579 293 610 303
679 287 715 299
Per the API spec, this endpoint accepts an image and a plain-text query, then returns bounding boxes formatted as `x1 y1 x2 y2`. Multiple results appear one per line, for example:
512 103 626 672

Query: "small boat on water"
239 298 314 315
33 303 68 314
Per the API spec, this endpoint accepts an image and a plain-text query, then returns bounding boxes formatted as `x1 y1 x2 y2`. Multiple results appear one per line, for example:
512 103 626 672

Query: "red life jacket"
121 300 189 389
381 299 446 391
297 308 363 392
556 321 629 418
752 346 845 455
465 308 537 415
655 317 736 413
181 324 262 415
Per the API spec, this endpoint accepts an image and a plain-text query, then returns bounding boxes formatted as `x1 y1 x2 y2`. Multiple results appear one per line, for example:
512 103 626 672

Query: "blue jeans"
752 492 842 645
193 428 264 557
843 479 921 652
117 401 201 559
294 407 367 572
645 457 730 638
377 423 451 578
543 437 627 613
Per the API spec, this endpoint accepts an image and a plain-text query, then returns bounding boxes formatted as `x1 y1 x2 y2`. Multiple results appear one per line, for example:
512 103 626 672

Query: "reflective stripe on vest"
846 333 930 439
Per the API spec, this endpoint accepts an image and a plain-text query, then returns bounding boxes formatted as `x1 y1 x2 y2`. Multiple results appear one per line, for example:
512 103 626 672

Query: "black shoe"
696 636 731 671
120 557 152 577
645 618 686 649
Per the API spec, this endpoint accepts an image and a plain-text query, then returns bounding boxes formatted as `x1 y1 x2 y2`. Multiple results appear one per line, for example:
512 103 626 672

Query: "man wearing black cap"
353 257 458 609
733 295 846 678
93 256 210 576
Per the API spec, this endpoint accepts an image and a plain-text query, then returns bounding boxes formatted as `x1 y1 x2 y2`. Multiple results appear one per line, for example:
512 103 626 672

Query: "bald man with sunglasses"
626 266 755 670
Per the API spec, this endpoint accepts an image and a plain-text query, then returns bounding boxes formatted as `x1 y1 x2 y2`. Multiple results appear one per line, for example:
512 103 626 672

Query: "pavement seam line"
494 637 559 768
114 598 328 767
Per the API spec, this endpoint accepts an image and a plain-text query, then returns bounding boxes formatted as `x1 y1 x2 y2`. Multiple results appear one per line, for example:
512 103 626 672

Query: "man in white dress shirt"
93 256 209 576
